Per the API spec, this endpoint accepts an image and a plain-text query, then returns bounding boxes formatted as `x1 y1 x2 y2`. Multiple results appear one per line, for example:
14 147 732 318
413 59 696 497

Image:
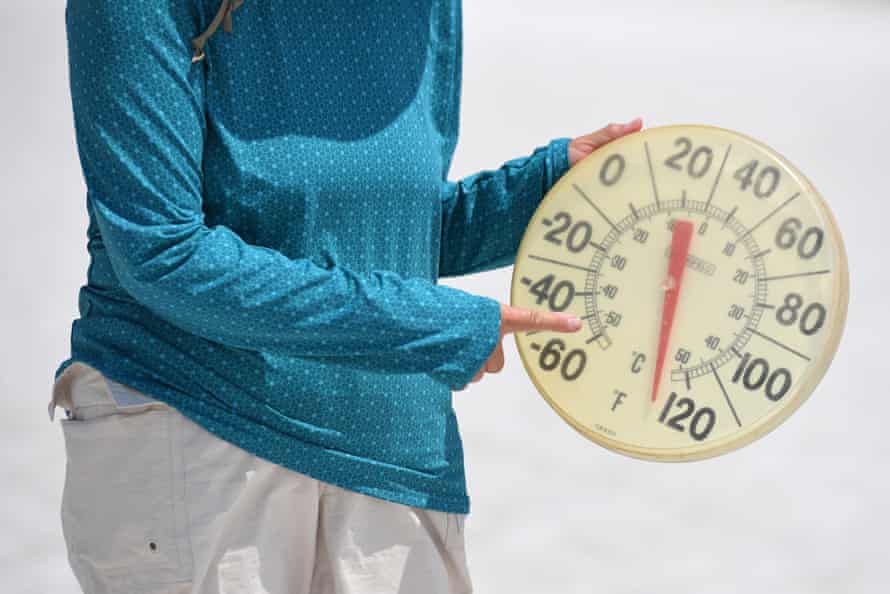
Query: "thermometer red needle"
651 220 694 403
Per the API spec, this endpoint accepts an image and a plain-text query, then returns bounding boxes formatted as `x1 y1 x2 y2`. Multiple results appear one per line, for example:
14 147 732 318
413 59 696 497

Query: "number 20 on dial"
511 124 849 461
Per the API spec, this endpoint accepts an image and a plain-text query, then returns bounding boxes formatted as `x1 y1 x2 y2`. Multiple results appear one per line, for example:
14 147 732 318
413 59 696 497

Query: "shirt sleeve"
64 0 501 391
438 136 573 277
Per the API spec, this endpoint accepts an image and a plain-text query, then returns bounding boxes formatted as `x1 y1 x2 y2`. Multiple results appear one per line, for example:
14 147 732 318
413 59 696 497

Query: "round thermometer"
510 124 848 461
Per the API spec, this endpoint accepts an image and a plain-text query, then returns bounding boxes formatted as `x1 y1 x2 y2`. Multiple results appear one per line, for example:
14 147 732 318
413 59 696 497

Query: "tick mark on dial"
573 183 620 236
586 332 603 344
761 269 830 282
527 254 591 273
584 332 612 349
705 144 732 208
644 141 661 207
746 248 771 260
734 192 800 244
629 203 640 221
711 362 742 427
722 206 738 229
747 327 811 361
589 241 608 253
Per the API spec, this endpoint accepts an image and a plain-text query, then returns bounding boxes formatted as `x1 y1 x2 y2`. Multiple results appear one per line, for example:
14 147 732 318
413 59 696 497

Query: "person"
50 0 643 592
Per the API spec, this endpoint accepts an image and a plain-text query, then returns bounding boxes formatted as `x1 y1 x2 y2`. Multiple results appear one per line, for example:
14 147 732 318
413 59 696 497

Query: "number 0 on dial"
511 124 849 461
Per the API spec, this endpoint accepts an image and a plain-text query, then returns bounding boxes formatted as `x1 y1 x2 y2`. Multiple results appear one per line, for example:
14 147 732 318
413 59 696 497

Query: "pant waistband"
49 362 160 422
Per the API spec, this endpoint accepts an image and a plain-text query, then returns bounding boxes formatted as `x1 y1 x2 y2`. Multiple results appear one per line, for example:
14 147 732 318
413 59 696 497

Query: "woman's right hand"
456 304 582 390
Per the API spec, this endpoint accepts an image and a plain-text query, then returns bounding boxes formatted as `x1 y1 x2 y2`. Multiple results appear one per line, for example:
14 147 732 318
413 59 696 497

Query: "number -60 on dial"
511 124 848 462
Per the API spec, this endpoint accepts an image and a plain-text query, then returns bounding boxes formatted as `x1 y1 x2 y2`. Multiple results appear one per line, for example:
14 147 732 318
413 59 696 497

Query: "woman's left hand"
568 118 644 167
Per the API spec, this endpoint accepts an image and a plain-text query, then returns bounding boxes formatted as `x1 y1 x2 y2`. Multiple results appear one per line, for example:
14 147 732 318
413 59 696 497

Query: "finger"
486 341 505 373
502 304 582 334
471 367 484 382
588 118 643 148
594 119 640 143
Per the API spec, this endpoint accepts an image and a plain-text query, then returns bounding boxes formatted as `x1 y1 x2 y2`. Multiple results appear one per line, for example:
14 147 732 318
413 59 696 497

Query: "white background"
3 1 888 592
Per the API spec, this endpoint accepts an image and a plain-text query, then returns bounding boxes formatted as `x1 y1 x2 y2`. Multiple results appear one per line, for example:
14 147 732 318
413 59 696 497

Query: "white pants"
50 362 473 594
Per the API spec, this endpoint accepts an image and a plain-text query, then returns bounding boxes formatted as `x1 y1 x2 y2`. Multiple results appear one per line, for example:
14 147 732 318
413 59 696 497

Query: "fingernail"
566 316 582 330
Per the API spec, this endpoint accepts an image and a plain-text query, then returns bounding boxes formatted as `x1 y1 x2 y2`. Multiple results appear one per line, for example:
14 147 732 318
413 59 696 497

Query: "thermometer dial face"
511 125 848 461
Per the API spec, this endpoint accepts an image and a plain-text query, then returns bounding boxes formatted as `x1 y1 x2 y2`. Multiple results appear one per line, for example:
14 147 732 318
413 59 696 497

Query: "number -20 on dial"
511 124 848 461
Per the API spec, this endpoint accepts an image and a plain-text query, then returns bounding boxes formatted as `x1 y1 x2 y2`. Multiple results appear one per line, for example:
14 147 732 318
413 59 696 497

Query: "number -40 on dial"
511 124 848 462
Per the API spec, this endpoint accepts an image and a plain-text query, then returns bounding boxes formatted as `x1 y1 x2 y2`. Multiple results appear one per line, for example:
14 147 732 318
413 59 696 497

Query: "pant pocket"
445 512 466 551
60 404 191 592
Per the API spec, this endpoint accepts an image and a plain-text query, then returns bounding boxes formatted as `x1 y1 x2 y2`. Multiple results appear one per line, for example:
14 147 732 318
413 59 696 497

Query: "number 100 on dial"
510 124 849 461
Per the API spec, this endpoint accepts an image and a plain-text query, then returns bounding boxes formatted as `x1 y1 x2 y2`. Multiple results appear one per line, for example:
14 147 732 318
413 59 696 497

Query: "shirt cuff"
437 295 502 391
548 136 573 188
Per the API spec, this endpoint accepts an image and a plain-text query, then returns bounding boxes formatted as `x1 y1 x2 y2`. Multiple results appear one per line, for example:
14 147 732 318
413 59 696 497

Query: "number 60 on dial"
510 124 849 461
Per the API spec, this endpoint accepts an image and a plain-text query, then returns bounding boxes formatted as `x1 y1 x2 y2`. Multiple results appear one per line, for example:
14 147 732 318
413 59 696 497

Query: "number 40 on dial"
511 124 849 461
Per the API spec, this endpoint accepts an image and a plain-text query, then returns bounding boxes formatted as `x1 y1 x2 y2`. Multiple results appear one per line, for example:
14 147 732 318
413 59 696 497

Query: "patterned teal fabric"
57 0 572 513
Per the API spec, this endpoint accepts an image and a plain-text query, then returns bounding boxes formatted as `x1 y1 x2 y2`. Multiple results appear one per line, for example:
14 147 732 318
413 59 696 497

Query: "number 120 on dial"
511 124 848 461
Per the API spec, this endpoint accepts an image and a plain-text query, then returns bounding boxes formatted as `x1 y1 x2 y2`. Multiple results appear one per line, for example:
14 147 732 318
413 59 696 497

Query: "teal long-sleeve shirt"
56 0 572 513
